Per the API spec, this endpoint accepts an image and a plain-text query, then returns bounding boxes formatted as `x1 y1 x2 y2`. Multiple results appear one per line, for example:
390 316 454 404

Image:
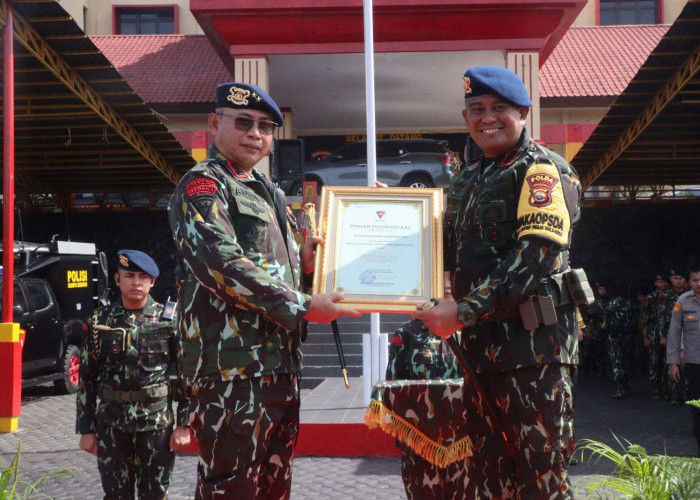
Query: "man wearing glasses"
168 82 360 499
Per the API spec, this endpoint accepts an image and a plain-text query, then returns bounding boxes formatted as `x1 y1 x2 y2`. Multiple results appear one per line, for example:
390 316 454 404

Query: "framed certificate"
312 186 443 313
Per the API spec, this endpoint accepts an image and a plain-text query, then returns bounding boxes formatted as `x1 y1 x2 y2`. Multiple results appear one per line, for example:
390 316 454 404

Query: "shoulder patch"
673 302 681 313
516 162 570 246
186 177 217 197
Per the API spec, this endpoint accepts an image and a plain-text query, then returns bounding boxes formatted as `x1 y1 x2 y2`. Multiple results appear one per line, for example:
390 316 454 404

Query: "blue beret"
215 82 284 126
463 66 532 107
117 249 159 278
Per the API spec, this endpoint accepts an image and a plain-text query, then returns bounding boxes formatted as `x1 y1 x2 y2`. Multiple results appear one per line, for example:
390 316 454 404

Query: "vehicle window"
25 281 52 312
335 143 366 161
0 282 28 315
376 142 398 159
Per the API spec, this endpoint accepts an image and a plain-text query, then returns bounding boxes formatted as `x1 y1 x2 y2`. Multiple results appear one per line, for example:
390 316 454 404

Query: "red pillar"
1 1 21 434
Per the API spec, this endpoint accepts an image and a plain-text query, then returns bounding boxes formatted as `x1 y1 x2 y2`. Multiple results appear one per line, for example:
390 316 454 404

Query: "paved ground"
1 371 697 499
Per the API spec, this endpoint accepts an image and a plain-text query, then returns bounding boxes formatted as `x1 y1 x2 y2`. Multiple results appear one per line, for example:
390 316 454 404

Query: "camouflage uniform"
444 129 581 499
167 145 308 499
76 296 188 499
645 289 675 399
385 319 465 499
588 294 612 377
605 297 634 397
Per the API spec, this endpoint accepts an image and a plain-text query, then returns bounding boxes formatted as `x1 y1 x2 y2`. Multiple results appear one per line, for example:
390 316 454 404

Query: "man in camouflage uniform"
416 66 583 499
386 319 464 499
605 294 635 398
167 82 360 499
76 249 190 499
645 274 673 400
588 283 613 377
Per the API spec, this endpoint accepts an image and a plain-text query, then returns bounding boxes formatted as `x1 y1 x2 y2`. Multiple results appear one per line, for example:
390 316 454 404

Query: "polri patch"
186 177 217 197
673 302 681 313
526 172 558 208
515 162 569 246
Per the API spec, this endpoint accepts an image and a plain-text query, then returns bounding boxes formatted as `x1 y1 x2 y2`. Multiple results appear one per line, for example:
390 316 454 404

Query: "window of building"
600 0 658 25
115 6 176 34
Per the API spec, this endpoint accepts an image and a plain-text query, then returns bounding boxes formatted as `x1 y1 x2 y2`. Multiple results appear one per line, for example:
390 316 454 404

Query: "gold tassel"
364 400 473 468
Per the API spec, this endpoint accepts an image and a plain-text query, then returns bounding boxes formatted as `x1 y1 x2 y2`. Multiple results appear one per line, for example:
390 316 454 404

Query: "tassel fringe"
365 400 473 468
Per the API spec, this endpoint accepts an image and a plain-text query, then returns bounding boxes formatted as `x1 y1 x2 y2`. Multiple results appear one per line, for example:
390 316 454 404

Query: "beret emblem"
227 86 250 106
119 254 129 267
463 76 472 94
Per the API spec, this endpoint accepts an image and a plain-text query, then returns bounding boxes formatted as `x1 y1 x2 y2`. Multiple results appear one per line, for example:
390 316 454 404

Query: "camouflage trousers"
95 419 175 500
399 445 470 500
187 373 299 500
648 337 669 398
607 334 632 392
470 364 574 500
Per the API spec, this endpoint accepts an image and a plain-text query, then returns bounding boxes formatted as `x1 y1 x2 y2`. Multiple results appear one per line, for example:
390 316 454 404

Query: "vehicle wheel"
54 344 81 394
400 174 434 189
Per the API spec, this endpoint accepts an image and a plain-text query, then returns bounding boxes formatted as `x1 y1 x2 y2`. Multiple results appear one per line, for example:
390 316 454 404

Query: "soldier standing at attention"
667 265 700 457
416 66 584 498
587 283 612 377
76 249 191 499
645 273 672 399
606 294 635 399
167 82 360 499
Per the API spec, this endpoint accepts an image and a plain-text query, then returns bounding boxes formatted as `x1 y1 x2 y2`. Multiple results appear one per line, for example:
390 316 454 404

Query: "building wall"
572 0 688 26
61 0 203 35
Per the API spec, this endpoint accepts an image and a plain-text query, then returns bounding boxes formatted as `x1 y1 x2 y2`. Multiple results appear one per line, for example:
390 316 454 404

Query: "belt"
99 383 169 403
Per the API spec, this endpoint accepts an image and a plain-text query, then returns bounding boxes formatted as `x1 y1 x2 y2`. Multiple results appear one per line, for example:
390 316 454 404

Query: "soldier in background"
386 319 464 499
645 274 673 400
588 283 612 377
631 290 649 375
76 250 191 499
606 294 635 399
168 82 360 499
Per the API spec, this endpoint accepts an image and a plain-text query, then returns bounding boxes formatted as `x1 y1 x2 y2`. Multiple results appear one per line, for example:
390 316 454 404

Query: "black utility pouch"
565 268 595 306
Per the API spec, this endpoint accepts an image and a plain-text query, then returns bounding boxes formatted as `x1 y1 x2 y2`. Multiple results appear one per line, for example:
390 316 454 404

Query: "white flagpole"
362 0 382 406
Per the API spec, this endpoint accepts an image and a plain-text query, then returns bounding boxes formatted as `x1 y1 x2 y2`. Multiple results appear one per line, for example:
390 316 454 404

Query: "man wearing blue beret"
416 66 585 498
168 82 361 499
76 249 191 498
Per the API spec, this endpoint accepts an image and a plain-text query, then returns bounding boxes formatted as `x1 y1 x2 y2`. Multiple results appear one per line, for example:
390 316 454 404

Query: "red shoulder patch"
186 177 217 197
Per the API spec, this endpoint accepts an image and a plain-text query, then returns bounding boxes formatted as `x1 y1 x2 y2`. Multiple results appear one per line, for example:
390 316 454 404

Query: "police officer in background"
667 265 700 457
416 66 585 498
167 82 360 499
76 249 190 499
668 267 690 404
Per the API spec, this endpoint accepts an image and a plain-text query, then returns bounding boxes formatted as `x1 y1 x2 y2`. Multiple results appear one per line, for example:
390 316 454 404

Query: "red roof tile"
91 35 231 103
541 25 669 98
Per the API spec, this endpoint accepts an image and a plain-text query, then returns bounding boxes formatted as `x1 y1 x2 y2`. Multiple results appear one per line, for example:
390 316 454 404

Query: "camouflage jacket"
76 296 188 434
444 130 582 373
645 289 676 340
587 294 612 335
386 319 463 381
167 145 309 383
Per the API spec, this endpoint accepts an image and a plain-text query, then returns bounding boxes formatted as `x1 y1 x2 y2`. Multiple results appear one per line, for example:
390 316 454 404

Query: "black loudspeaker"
273 139 303 180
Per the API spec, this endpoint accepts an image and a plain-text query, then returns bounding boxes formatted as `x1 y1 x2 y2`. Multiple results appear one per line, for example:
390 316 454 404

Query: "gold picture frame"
311 186 444 313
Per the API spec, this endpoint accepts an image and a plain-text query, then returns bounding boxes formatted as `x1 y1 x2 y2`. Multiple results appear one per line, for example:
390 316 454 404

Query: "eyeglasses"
215 112 278 136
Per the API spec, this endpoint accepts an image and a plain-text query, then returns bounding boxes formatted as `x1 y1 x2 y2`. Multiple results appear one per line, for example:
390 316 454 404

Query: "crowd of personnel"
579 269 694 403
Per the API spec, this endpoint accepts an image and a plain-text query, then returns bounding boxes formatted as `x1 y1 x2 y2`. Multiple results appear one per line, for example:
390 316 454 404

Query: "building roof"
91 35 231 106
541 24 670 100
